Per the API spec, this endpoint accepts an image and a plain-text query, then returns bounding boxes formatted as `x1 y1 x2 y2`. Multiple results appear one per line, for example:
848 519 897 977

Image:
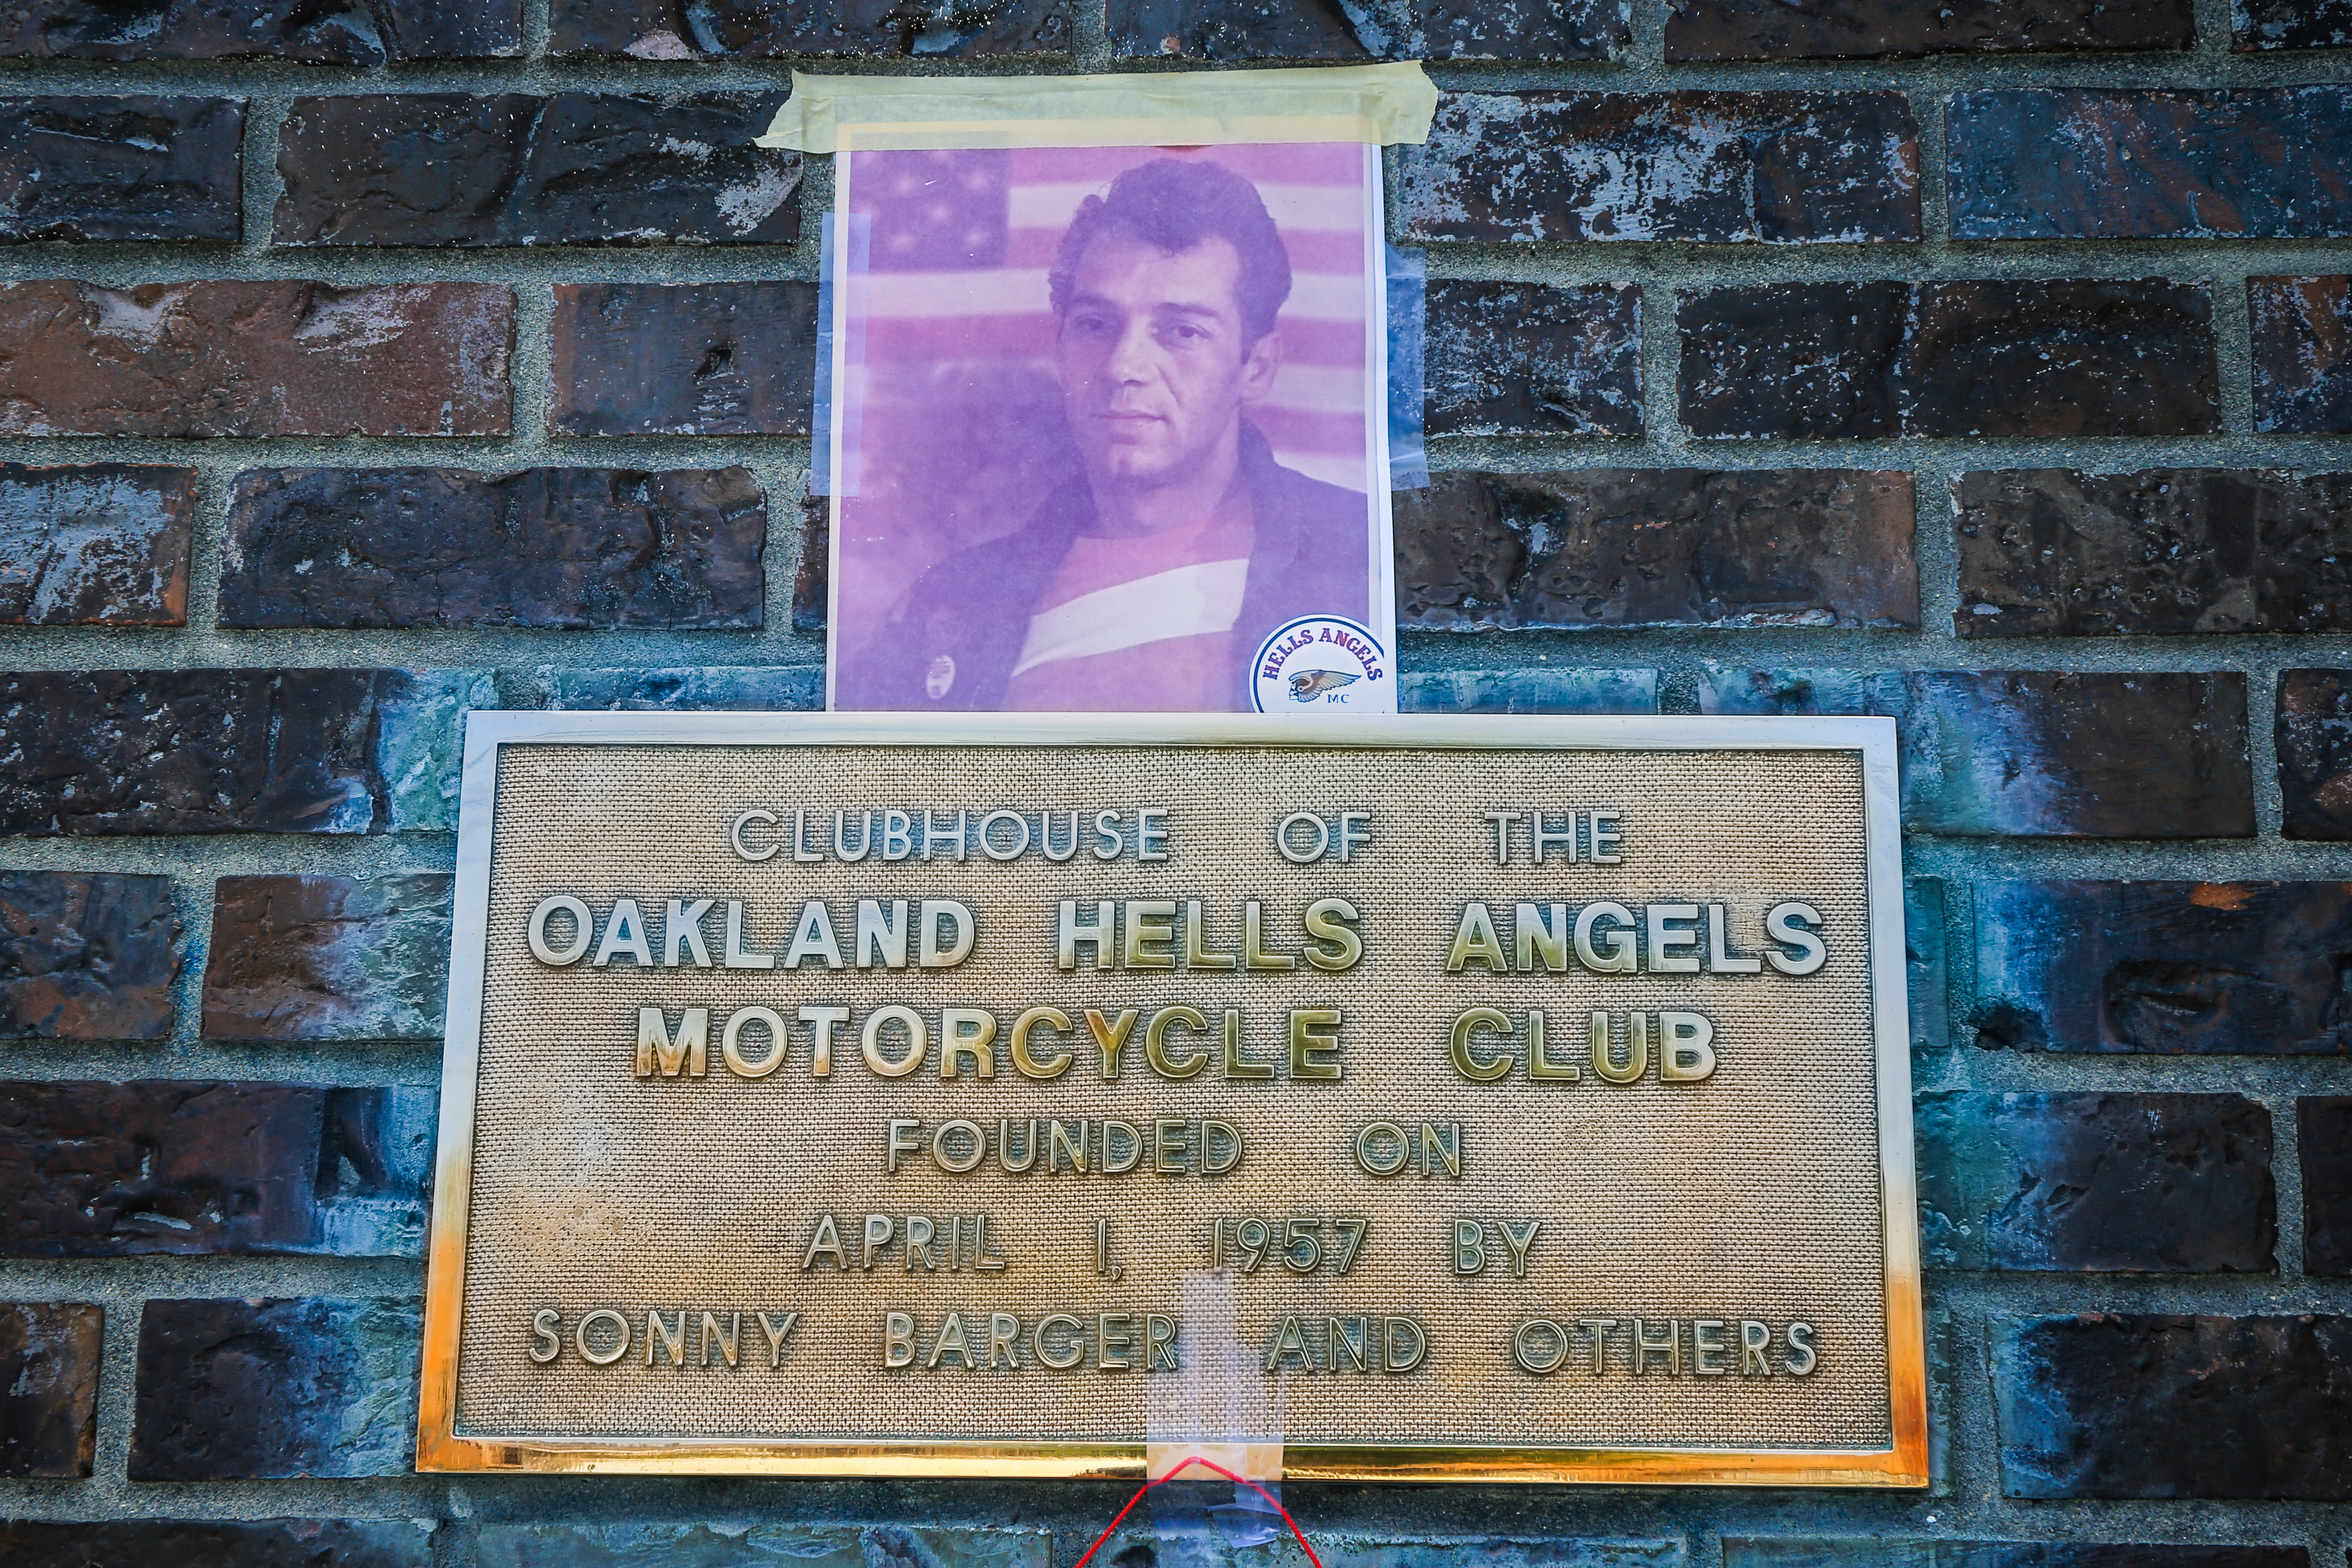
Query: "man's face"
1055 229 1282 490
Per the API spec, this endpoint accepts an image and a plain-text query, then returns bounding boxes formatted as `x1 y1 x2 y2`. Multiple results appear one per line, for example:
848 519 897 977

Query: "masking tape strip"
757 63 1437 154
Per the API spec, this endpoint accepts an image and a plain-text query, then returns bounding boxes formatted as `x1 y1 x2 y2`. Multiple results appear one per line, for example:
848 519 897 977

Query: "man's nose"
1103 319 1156 382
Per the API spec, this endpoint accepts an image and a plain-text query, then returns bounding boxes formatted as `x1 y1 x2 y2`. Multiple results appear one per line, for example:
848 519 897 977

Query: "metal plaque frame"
417 711 1927 1486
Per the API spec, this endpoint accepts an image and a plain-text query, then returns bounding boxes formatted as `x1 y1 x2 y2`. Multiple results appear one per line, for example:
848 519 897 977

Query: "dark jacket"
846 424 1372 711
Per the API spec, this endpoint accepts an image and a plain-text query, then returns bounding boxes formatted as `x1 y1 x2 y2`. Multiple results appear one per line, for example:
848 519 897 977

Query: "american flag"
829 142 1381 640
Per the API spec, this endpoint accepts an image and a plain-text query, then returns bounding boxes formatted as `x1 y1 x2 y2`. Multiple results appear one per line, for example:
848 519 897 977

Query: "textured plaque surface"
419 713 1923 1484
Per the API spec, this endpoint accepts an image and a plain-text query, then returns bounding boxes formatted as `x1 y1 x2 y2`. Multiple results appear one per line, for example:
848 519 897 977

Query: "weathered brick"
1908 876 1948 1053
1950 88 2352 240
274 93 799 247
0 96 239 243
1667 0 2192 59
2236 0 2352 47
219 468 765 631
1397 91 1920 245
2251 277 2352 433
1679 280 2218 439
530 665 823 711
0 666 484 836
131 1296 418 1479
1418 0 1629 60
0 1 520 59
0 1521 433 1568
1699 664 1876 717
0 1302 98 1477
1425 281 1640 438
1702 670 2250 836
1396 469 1915 632
1954 469 2352 636
480 1524 1051 1568
551 0 1071 56
550 282 817 436
2278 670 2352 840
2300 1098 2352 1274
0 870 178 1039
1972 881 2352 1054
202 875 451 1042
0 281 512 438
1109 0 1367 58
377 668 496 836
1918 1092 2276 1271
0 464 194 625
1728 1542 2308 1568
0 1081 433 1257
1995 1313 2352 1498
1109 0 1627 60
1399 669 1657 715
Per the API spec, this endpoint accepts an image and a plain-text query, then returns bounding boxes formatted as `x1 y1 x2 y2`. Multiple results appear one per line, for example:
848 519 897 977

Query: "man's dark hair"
1048 158 1293 344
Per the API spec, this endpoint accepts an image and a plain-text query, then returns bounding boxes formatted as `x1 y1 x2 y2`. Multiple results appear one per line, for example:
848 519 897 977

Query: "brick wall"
3 0 2352 1563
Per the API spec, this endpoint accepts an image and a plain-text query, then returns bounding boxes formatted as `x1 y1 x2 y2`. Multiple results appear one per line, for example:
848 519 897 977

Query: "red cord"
1071 1454 1323 1568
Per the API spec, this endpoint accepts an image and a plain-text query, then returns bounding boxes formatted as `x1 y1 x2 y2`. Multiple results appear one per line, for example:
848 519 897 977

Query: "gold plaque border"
416 712 1928 1487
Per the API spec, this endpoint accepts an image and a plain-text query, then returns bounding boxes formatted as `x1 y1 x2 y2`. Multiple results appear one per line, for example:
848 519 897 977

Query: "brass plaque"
418 713 1926 1485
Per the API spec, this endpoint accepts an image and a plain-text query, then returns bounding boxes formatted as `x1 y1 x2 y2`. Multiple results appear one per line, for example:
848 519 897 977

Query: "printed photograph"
825 141 1394 714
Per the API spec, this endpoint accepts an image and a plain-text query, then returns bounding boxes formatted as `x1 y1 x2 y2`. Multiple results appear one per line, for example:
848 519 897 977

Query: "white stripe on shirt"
1010 559 1250 677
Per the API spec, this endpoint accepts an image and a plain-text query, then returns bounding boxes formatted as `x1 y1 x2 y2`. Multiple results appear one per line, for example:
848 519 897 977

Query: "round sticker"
1251 616 1389 714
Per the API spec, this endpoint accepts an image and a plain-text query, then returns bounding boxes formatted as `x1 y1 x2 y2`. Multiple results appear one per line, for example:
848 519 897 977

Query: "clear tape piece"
811 211 871 500
1386 243 1429 492
1142 1271 1285 1549
812 211 836 498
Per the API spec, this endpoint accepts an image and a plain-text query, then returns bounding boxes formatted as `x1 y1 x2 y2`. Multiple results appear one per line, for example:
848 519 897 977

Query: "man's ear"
1237 329 1283 405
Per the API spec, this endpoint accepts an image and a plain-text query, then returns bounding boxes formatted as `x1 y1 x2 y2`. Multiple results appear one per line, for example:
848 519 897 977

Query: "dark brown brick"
0 667 436 836
2252 277 2352 433
2237 0 2352 48
1425 281 1640 438
0 1521 432 1568
0 1302 98 1477
0 464 194 625
1667 0 2192 59
1919 1093 2276 1271
1418 0 1628 59
1397 90 1920 245
0 96 239 243
219 468 766 630
1396 469 1916 631
0 1 520 59
0 1080 433 1257
202 874 450 1041
1954 469 2352 636
1108 0 1626 59
0 281 511 439
131 1297 418 1479
1679 280 2218 439
551 0 1072 56
1995 1314 2352 1498
550 282 817 436
1109 0 1369 57
2301 1098 2352 1274
274 93 798 247
2278 670 2352 840
1950 88 2352 239
1971 882 2352 1054
1883 672 2252 838
0 870 178 1039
